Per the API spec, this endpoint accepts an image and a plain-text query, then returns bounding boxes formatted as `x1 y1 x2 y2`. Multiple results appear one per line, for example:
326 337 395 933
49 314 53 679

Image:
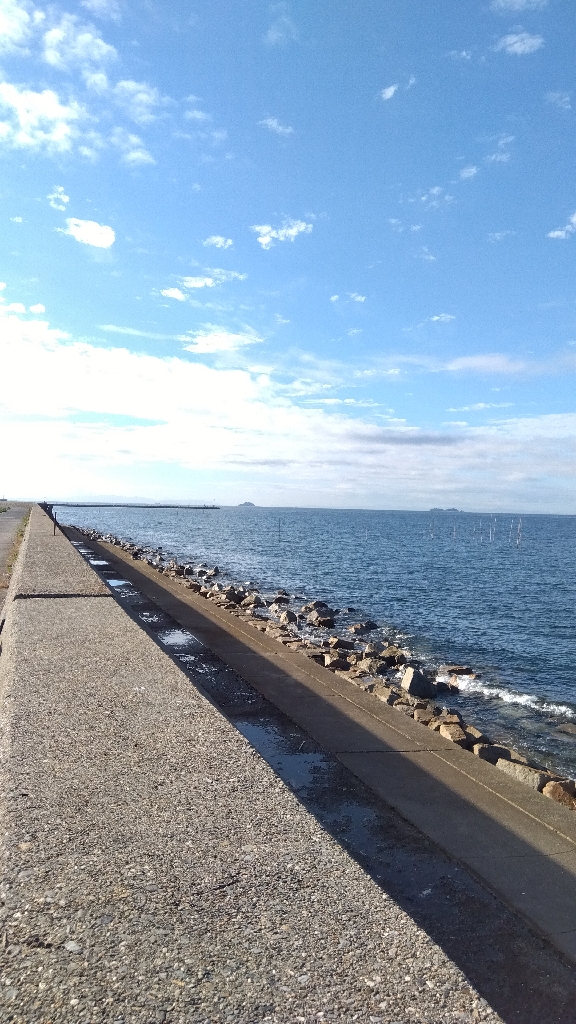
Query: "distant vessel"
430 507 460 512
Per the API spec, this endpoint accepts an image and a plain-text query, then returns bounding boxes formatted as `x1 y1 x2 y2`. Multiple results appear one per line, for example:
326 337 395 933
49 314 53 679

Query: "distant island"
238 501 256 506
429 508 460 512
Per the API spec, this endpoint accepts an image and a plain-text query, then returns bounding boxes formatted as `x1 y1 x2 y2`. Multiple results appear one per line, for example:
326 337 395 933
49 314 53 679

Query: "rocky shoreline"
76 526 576 813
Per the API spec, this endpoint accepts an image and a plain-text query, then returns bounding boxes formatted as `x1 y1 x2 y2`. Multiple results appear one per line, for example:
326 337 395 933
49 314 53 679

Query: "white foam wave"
158 629 196 647
454 675 575 719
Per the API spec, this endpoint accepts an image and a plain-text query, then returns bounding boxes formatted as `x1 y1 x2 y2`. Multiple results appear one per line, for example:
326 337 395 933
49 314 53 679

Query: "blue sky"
1 0 575 510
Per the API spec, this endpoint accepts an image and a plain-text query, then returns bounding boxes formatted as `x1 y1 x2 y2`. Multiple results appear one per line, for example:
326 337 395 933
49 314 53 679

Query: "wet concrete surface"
68 536 576 1024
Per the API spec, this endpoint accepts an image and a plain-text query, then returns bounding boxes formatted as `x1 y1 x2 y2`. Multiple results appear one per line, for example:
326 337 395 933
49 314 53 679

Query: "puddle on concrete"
106 579 131 587
157 628 198 647
89 559 110 567
235 720 330 793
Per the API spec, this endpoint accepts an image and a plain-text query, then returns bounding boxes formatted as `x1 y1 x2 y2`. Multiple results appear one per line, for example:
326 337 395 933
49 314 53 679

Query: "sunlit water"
57 506 576 778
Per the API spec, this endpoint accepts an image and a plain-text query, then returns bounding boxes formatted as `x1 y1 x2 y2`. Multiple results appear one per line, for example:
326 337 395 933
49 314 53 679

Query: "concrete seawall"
0 507 574 1023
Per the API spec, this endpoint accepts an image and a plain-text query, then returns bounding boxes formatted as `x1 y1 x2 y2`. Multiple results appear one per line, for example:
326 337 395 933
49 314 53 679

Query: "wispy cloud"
58 217 115 248
203 235 233 249
547 212 576 240
264 3 298 46
109 126 155 165
546 91 571 111
43 13 117 69
99 325 187 340
348 292 365 303
490 0 547 10
448 50 472 60
381 85 398 101
460 165 478 179
81 0 121 21
47 185 70 211
113 80 171 124
445 354 531 373
258 116 294 136
494 32 544 56
184 326 263 354
251 218 313 249
179 268 247 289
489 230 515 242
430 313 455 323
447 402 513 411
161 288 186 301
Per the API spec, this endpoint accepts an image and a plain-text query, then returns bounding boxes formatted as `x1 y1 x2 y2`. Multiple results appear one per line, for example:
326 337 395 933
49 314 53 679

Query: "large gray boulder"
400 666 436 699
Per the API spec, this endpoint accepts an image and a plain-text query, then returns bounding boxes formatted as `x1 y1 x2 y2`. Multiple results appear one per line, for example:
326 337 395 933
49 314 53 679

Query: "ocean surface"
56 505 576 779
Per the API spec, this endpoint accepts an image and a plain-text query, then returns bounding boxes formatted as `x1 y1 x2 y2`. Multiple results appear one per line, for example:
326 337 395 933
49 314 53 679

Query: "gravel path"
0 508 508 1022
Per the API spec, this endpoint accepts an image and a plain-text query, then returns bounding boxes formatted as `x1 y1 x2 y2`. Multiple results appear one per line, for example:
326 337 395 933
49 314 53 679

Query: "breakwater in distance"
56 505 576 780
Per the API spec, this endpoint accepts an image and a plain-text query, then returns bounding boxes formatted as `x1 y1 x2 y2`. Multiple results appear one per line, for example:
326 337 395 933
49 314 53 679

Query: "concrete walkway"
0 506 510 1024
79 527 576 970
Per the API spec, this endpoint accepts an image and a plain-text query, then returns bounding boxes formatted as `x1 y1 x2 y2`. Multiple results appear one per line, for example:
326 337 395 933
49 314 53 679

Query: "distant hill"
238 501 256 506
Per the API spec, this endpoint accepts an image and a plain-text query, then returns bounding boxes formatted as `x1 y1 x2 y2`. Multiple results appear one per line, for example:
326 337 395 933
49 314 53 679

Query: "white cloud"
43 14 117 69
490 0 546 10
180 268 246 290
83 70 108 93
109 126 155 165
0 82 83 153
460 165 478 179
99 325 187 340
47 185 69 211
113 80 171 124
161 288 186 301
2 309 576 511
184 107 210 122
264 4 298 46
3 301 26 312
381 84 398 101
444 354 530 373
81 0 121 21
546 91 571 111
10 215 22 222
29 303 45 313
485 151 510 163
348 292 365 303
330 295 339 302
547 212 576 240
203 235 233 249
448 50 472 60
258 116 294 136
430 313 455 323
251 218 313 249
59 217 115 248
0 0 37 55
184 326 263 354
494 32 544 55
0 282 5 289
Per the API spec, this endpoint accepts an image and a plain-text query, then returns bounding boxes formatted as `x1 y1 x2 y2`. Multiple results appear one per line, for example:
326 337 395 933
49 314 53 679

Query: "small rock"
307 611 335 628
557 723 576 736
324 655 350 671
439 723 467 747
438 664 474 676
473 743 512 764
400 666 436 699
463 724 489 746
64 940 83 954
349 620 378 634
542 780 576 809
495 760 552 792
279 609 297 624
413 708 434 725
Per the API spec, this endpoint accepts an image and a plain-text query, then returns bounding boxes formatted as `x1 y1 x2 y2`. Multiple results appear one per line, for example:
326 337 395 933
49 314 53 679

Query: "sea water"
56 506 576 778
